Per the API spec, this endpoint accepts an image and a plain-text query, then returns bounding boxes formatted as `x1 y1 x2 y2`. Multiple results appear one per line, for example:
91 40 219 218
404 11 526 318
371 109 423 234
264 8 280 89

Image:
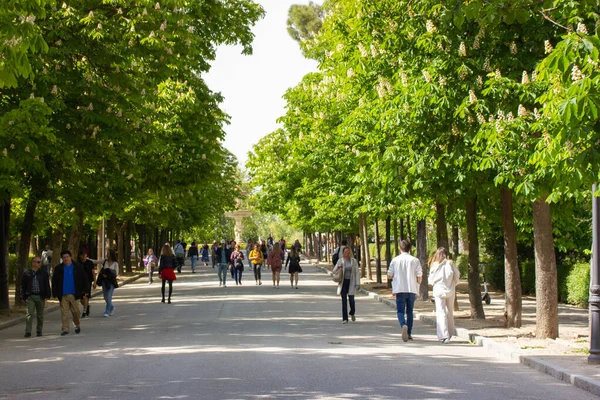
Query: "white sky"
203 0 318 168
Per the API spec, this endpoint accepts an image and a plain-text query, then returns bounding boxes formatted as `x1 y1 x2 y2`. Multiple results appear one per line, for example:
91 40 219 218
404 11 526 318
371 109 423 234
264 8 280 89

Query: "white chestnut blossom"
522 71 530 84
458 42 467 57
571 64 584 82
422 70 431 83
518 104 527 117
577 23 588 34
426 20 437 33
358 43 368 57
469 90 477 104
476 75 483 89
509 41 517 55
544 40 553 54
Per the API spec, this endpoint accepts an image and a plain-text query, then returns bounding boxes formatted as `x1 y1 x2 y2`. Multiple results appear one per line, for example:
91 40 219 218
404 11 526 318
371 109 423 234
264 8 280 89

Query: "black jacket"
187 245 199 257
20 269 51 301
214 246 232 265
51 263 90 300
158 255 177 273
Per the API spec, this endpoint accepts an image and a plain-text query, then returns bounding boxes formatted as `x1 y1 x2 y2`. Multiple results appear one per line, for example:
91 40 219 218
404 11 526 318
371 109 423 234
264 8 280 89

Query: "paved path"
0 263 595 399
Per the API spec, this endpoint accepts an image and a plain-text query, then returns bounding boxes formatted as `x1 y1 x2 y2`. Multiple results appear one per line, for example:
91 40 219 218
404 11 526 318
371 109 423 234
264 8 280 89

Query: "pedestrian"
201 241 210 266
78 250 97 318
268 242 284 288
21 256 51 337
158 244 177 303
144 248 158 284
246 239 254 272
285 246 302 289
249 243 264 285
267 234 274 249
41 245 53 276
428 247 460 344
293 239 302 254
228 241 237 280
174 240 185 273
215 240 231 287
261 241 269 271
52 250 89 336
188 241 199 273
97 249 119 317
387 240 423 342
211 240 218 269
231 245 245 285
332 247 359 324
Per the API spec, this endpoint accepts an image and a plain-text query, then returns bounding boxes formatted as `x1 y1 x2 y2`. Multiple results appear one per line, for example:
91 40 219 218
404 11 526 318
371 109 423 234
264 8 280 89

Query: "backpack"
174 244 184 257
332 247 342 266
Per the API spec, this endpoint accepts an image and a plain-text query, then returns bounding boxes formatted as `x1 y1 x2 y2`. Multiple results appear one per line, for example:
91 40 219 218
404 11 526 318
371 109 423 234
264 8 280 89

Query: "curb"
0 273 145 332
312 262 600 397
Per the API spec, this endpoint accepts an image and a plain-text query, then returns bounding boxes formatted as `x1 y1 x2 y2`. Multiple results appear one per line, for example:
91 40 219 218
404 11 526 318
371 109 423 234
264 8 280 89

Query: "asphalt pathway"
0 263 595 399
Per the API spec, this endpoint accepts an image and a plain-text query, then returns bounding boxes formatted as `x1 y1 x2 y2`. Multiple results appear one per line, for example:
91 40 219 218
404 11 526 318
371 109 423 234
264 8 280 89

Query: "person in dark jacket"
215 240 232 287
158 244 177 303
21 256 51 337
78 250 98 319
188 241 199 273
52 250 89 336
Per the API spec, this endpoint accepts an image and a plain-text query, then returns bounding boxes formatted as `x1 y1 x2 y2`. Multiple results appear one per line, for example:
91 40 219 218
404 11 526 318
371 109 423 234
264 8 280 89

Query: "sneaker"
239 281 242 285
295 287 298 289
61 331 69 336
223 284 227 288
36 332 42 337
351 315 356 322
81 312 87 319
161 299 165 303
259 281 262 285
104 313 109 317
342 320 348 324
109 306 115 316
273 285 276 288
408 335 413 340
24 332 31 338
148 281 152 285
442 338 450 344
402 325 408 342
75 327 81 334
168 299 171 304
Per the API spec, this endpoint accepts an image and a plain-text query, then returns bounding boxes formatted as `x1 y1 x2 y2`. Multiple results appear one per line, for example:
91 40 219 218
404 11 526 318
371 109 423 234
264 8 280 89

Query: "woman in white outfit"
428 247 460 343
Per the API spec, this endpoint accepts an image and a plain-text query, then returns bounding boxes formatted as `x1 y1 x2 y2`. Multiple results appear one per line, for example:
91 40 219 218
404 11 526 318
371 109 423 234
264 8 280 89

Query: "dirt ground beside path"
362 278 592 360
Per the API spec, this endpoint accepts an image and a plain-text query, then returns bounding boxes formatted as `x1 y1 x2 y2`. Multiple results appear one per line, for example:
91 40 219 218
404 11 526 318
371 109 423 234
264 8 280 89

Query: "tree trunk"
116 222 126 270
68 211 85 256
124 221 132 273
417 220 428 300
393 219 399 256
385 216 392 288
0 195 11 311
501 187 522 328
406 215 412 243
435 201 449 249
374 219 382 284
51 230 63 270
359 215 367 277
400 218 405 241
361 214 372 280
451 225 460 257
317 233 322 262
533 195 559 339
30 236 39 257
15 193 38 304
466 197 485 319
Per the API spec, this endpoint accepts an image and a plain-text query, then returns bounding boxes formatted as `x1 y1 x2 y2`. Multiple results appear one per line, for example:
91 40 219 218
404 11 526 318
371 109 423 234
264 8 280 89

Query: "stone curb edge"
311 262 600 397
0 273 145 332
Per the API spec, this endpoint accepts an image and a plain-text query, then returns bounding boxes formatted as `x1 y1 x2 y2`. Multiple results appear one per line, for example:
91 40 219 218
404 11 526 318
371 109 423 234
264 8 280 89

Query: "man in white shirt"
387 240 423 342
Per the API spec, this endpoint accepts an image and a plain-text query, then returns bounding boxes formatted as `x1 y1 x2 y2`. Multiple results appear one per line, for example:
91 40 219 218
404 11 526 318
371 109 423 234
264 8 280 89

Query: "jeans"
341 279 355 321
176 256 184 272
253 264 262 281
233 268 243 283
102 281 115 315
395 292 416 334
217 263 228 285
190 256 198 272
25 295 45 334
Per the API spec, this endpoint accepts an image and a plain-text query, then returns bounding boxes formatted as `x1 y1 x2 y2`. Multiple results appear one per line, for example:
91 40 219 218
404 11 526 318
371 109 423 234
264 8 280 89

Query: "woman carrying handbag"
332 247 359 324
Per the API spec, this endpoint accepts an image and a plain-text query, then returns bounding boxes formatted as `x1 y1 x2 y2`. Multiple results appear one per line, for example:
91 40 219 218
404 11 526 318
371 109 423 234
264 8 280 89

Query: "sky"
203 0 318 168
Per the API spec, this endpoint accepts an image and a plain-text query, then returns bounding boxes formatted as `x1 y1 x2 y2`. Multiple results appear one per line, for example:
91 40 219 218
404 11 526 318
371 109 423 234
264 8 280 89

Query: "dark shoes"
408 335 413 340
168 299 171 304
75 327 81 334
161 299 165 303
24 332 31 338
81 312 87 318
36 332 42 337
61 331 69 336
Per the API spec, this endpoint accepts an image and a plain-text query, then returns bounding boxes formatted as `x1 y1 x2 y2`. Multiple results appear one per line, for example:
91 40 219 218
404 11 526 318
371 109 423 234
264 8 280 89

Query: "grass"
520 346 546 350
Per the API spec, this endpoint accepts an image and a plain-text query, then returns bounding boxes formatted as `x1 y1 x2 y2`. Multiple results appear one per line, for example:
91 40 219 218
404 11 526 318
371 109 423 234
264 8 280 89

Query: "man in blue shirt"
52 250 89 336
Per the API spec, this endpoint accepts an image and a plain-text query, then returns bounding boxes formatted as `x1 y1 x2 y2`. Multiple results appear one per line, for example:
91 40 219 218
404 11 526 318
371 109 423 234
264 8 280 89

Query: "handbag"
332 267 343 283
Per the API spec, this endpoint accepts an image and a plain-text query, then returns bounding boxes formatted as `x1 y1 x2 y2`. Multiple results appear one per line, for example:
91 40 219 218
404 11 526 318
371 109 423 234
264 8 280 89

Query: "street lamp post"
589 184 600 364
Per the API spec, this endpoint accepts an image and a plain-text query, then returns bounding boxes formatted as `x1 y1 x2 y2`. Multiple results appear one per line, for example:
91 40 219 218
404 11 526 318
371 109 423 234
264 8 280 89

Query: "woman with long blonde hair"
428 247 460 343
158 244 177 304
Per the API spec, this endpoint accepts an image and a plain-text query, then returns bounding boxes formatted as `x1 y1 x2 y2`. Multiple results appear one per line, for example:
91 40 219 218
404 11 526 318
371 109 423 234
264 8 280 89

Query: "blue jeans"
233 267 243 283
190 256 198 272
102 281 115 315
396 293 416 334
341 279 355 321
217 263 228 285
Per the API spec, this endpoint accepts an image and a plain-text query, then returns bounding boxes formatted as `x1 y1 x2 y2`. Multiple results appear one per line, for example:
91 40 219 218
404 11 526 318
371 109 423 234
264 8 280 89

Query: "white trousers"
434 294 456 340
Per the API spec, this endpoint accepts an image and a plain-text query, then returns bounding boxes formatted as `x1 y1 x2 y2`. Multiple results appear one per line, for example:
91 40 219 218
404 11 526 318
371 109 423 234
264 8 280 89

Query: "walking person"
21 256 51 337
429 247 460 343
211 240 218 269
332 247 359 324
249 243 264 285
231 245 245 285
229 241 237 280
285 246 302 289
158 244 177 303
52 250 89 336
174 240 185 273
267 242 284 288
215 240 231 287
144 248 158 284
201 241 210 267
261 241 269 271
387 240 423 342
246 239 254 272
188 241 199 273
97 249 119 317
78 250 97 318
41 245 53 276
293 239 302 254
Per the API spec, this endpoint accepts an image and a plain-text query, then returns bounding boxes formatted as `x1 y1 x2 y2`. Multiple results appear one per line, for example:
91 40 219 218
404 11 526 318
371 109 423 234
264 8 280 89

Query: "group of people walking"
21 248 120 338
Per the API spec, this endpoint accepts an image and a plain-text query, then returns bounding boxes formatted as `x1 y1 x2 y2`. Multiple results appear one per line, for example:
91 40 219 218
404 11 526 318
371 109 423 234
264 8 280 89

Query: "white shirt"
387 252 422 295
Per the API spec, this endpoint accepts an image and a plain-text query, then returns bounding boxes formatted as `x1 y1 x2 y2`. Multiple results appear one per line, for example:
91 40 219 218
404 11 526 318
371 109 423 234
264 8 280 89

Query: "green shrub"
566 262 590 307
8 254 17 284
520 258 536 295
456 254 468 279
483 259 505 292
